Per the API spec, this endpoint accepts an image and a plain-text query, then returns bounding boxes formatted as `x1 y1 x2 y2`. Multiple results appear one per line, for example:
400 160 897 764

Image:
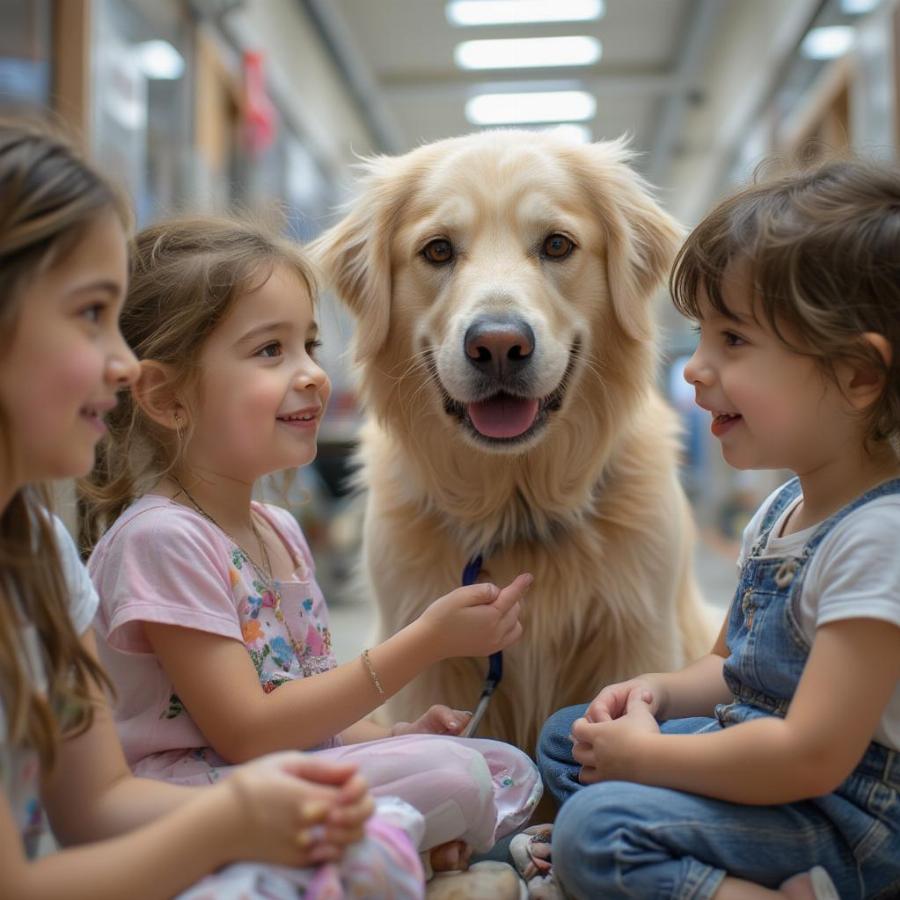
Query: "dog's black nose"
464 316 535 379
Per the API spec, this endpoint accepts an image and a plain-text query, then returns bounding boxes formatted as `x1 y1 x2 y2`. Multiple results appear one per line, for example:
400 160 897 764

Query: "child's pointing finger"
493 573 533 614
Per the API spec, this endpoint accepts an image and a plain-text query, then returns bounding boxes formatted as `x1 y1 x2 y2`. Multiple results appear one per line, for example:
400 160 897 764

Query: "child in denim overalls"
522 159 900 899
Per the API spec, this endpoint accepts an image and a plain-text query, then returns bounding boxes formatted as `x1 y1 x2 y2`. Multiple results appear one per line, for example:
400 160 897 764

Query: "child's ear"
844 332 892 409
133 360 185 429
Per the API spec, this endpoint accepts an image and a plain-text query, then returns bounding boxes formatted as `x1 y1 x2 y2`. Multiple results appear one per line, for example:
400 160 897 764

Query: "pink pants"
138 733 542 852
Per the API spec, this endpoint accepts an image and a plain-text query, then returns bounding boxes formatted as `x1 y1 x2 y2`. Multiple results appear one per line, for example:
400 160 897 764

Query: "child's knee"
552 782 651 895
554 785 617 860
496 741 542 793
428 738 496 805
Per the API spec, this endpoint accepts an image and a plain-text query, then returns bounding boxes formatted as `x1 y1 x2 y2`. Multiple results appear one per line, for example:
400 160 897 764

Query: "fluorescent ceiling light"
455 36 601 70
447 0 604 26
800 26 855 60
841 0 880 13
466 90 596 125
135 40 185 80
543 123 593 143
485 123 593 143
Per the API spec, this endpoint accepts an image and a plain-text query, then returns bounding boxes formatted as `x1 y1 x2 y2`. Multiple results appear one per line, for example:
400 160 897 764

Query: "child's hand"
323 770 376 851
391 704 473 736
571 688 660 784
221 752 374 867
585 674 665 723
419 573 532 660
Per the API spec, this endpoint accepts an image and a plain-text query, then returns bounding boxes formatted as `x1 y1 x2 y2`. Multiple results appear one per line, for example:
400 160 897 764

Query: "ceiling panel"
334 0 691 75
388 89 656 151
329 0 699 158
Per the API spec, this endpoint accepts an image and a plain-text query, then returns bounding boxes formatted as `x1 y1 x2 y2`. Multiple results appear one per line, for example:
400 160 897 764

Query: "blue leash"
460 553 502 737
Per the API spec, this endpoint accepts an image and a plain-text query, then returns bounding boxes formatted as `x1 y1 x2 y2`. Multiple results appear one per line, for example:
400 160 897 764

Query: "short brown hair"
670 158 900 445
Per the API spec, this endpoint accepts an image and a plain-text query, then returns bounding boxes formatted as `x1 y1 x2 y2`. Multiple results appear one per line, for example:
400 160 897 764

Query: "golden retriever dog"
313 130 713 754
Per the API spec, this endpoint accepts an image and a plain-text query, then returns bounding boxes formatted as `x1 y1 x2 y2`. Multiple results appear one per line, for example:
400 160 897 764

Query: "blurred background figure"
4 0 896 653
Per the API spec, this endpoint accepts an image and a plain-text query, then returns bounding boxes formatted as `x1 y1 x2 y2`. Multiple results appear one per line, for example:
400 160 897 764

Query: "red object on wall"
243 50 276 157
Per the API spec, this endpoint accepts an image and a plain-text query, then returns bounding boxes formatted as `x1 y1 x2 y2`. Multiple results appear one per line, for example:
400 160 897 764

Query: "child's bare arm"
1 632 373 900
8 758 362 900
41 632 192 842
44 718 200 838
340 718 393 742
143 574 531 762
340 704 473 743
1 774 235 900
573 618 900 804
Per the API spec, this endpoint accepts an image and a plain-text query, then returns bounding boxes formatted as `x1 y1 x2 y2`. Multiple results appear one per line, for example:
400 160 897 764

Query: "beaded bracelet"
362 648 385 697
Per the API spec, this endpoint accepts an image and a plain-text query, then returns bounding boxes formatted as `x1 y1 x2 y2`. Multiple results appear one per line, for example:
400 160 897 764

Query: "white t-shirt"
0 516 99 857
738 483 900 750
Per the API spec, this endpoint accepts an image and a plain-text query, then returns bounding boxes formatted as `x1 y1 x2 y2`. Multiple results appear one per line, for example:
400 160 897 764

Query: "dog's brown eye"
542 233 574 260
422 238 454 265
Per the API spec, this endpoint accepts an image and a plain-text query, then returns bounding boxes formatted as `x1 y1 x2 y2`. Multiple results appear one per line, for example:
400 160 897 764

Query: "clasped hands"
571 679 662 784
227 753 376 868
250 707 473 867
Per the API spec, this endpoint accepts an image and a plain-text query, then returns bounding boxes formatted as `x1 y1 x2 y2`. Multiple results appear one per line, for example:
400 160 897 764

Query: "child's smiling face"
683 266 859 475
183 263 332 482
0 210 138 487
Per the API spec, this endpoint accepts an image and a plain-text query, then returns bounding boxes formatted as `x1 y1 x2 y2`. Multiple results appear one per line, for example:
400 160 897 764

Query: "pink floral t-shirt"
89 495 339 783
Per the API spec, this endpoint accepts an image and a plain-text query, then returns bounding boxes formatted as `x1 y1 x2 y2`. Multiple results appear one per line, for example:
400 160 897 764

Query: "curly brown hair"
670 157 900 446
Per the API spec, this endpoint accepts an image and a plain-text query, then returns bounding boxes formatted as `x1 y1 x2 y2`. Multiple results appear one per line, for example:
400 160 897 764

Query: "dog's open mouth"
427 340 580 446
467 394 539 439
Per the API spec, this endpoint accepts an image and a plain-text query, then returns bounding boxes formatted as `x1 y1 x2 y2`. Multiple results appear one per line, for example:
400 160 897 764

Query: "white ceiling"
303 0 828 220
302 0 826 218
324 0 697 158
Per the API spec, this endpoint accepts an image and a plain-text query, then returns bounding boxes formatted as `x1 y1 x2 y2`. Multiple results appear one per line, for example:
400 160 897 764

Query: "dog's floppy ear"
311 154 412 362
576 139 684 341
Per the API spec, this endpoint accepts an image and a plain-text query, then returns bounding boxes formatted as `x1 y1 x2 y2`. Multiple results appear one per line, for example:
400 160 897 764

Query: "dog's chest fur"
359 404 702 751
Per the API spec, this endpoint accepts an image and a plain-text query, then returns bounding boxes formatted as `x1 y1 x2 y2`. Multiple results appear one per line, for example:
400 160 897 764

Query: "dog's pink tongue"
467 395 539 438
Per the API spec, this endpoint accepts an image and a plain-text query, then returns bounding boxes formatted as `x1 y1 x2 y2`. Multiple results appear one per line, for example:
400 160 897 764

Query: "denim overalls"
538 478 900 899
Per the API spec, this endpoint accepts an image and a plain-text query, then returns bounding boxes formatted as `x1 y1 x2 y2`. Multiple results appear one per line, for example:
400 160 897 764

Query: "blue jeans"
537 705 900 899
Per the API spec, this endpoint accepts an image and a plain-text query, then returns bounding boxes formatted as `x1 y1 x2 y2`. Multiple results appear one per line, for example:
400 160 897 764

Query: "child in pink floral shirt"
83 215 541 881
90 498 342 778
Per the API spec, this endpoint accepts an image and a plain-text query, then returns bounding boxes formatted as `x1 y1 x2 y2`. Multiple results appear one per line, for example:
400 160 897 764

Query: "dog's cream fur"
313 131 714 753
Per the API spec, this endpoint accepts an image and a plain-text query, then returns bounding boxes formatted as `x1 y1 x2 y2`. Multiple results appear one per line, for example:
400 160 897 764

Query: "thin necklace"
171 476 274 585
170 476 306 661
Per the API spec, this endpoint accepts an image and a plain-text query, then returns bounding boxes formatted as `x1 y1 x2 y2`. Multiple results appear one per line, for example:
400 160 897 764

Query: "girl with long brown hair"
0 118 424 899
